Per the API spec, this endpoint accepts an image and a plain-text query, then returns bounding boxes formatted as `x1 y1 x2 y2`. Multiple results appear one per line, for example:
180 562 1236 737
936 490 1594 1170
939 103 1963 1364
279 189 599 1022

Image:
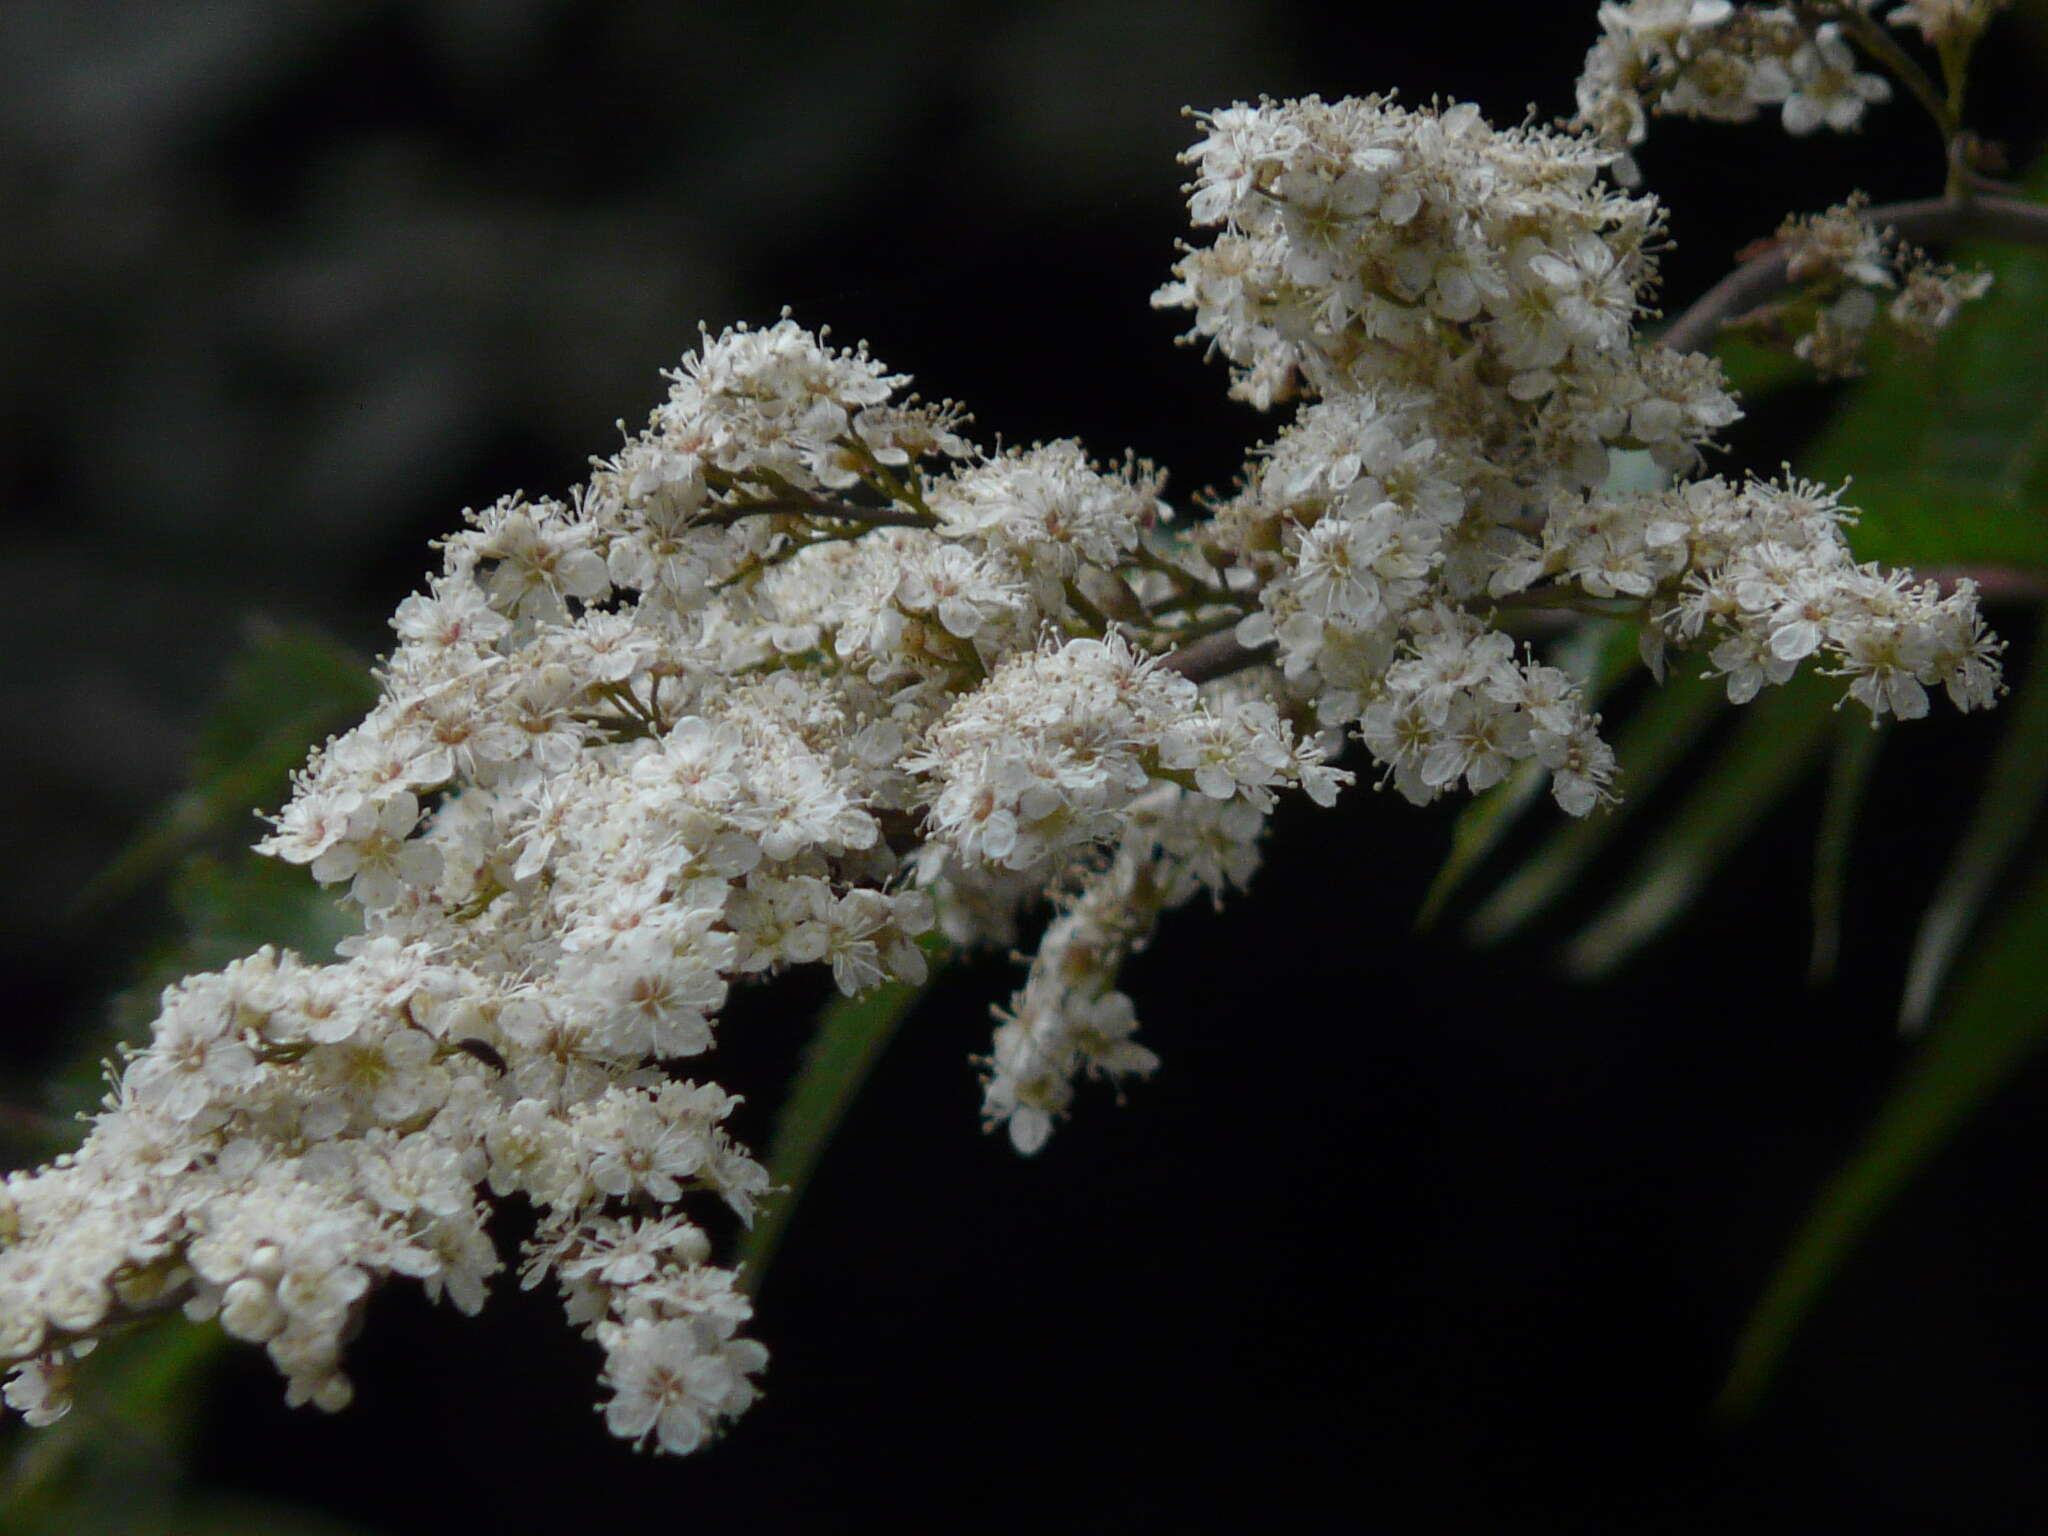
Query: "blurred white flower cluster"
1888 0 2011 46
0 61 2005 1454
1733 196 1997 377
1575 0 1909 180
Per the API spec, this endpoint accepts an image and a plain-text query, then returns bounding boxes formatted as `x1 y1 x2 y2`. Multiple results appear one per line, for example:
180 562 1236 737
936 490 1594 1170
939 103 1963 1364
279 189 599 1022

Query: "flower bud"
220 1277 286 1343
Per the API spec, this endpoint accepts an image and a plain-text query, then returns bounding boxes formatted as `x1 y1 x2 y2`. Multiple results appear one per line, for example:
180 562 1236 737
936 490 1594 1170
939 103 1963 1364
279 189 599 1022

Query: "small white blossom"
598 1316 768 1457
0 73 2002 1465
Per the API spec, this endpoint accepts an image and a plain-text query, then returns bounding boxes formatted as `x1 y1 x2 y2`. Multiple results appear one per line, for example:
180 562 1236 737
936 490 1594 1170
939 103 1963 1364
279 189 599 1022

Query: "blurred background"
4 2 2048 1530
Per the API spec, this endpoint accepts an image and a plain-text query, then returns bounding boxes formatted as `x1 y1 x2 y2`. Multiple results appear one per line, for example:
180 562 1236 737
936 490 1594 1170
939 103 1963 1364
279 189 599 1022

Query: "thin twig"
1919 566 2048 604
694 494 938 529
1160 628 1270 684
0 1100 78 1150
1657 194 2048 355
1152 562 2048 688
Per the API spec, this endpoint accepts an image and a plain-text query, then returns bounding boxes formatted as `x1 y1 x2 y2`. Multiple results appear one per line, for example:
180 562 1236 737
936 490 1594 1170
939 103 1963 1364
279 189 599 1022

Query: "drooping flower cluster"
974 666 1323 1151
0 55 2005 1457
0 310 1345 1446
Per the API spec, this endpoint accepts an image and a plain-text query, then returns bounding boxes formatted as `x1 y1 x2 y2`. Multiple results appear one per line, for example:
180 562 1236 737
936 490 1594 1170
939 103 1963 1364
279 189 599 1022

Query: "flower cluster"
0 308 1344 1447
1575 1 1897 179
1154 94 1998 819
1889 0 2011 48
0 53 2005 1456
1724 197 1996 377
979 694 1305 1152
1516 473 2002 715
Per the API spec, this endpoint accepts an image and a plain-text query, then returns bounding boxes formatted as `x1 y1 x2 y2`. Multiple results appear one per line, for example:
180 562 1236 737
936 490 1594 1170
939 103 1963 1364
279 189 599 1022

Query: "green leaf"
1711 328 1815 403
738 937 949 1295
166 852 358 973
0 1323 391 1536
44 624 372 1123
1799 163 2048 574
162 1496 395 1536
1465 661 1728 948
1418 620 1635 931
1562 669 1838 978
1 1321 226 1534
1718 854 2048 1418
1900 604 2048 1031
69 623 377 920
41 851 359 1132
1808 712 1885 985
4 627 377 1533
188 623 378 786
1417 757 1549 934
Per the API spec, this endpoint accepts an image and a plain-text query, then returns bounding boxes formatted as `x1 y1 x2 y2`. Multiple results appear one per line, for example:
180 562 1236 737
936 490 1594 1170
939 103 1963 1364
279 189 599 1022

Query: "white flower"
1780 26 1892 136
3 1355 77 1427
0 88 2003 1464
1533 721 1618 816
1890 0 1999 46
598 1317 768 1456
573 1086 721 1206
122 1004 258 1127
308 791 438 909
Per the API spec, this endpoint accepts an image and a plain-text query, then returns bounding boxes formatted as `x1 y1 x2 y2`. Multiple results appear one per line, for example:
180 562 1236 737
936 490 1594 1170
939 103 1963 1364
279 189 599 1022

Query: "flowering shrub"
0 0 2031 1459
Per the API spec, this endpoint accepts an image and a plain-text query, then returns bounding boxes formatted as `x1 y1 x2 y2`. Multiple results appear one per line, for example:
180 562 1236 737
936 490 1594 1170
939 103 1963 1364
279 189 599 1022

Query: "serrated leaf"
188 623 378 787
1799 162 2048 574
1562 669 1838 978
69 624 377 920
738 937 949 1295
37 634 369 1132
3 630 376 1535
166 853 357 972
1718 854 2048 1418
44 854 359 1130
1900 605 2048 1030
1466 661 1728 948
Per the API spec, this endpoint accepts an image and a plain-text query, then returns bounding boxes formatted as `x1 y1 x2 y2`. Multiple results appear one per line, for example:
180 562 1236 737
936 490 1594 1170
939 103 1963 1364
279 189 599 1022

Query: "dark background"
4 2 2048 1530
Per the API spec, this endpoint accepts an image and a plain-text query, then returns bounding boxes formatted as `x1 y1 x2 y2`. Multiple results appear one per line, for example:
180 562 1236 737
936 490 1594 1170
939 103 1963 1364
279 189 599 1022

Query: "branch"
1922 565 2048 604
694 494 938 530
1160 627 1270 685
1164 199 2048 689
1656 194 2048 356
1154 564 2048 691
0 1100 74 1151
